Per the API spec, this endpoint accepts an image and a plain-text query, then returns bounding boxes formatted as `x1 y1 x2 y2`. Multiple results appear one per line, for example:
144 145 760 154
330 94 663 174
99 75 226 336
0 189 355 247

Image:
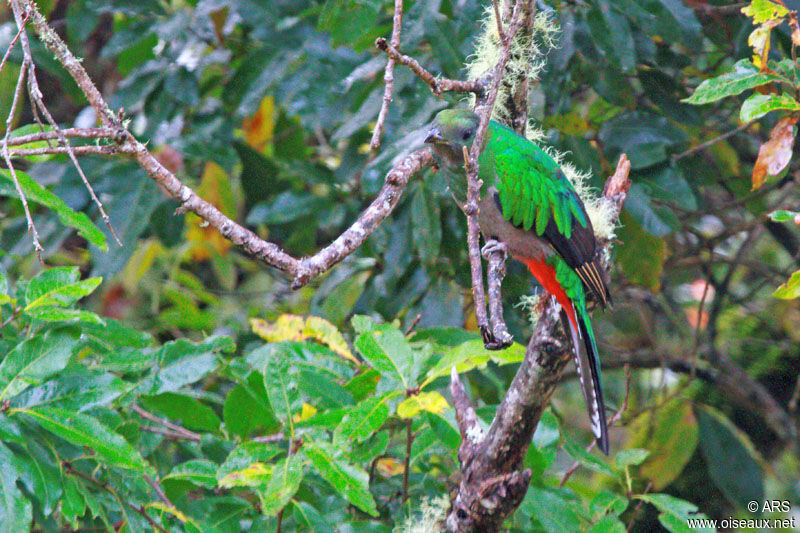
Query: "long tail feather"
561 308 610 454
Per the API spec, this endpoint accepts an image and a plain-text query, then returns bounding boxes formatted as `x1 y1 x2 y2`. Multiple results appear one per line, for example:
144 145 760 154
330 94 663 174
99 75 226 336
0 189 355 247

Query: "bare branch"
375 38 484 96
291 148 433 288
11 0 121 245
370 0 403 149
1 45 42 259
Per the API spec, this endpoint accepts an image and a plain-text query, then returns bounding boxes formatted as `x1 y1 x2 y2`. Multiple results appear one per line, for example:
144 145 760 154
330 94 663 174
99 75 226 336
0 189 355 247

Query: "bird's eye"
462 129 473 141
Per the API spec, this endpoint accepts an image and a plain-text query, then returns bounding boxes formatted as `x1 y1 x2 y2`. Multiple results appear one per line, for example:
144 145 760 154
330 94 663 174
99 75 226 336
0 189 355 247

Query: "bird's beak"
424 127 443 144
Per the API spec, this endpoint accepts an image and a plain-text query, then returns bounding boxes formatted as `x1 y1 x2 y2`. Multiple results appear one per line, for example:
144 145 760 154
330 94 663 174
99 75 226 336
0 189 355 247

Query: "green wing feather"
480 121 589 238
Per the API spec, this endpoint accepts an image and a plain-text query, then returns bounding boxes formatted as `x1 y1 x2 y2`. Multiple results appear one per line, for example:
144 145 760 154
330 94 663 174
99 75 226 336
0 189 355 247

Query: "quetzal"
425 109 611 454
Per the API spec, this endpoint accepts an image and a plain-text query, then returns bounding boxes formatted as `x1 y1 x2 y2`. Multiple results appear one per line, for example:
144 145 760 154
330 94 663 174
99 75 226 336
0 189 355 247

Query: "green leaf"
217 442 281 486
563 438 620 482
616 210 668 291
163 460 218 489
768 209 799 222
15 441 61 516
354 320 416 388
262 352 301 435
696 405 764 510
590 490 629 518
257 453 304 516
0 443 32 531
741 0 789 24
632 399 698 490
614 448 651 469
773 269 800 299
410 182 442 266
6 125 55 163
133 336 232 396
637 494 713 533
26 308 105 324
334 393 393 443
292 501 333 533
589 515 627 533
522 486 583 533
10 370 126 412
739 93 800 122
683 60 779 105
16 406 152 473
223 376 280 439
141 392 221 434
305 443 378 517
0 169 107 250
424 339 525 386
0 329 79 401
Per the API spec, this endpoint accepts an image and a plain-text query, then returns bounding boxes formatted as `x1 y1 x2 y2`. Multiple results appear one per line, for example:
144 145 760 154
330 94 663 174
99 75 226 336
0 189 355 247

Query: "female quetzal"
425 108 611 454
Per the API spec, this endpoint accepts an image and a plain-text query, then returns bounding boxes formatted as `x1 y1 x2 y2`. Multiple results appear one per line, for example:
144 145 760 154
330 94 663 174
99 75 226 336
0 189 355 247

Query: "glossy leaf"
683 60 779 105
696 405 764 510
0 169 107 250
0 330 78 401
16 407 151 473
0 443 32 531
740 93 800 123
304 443 378 517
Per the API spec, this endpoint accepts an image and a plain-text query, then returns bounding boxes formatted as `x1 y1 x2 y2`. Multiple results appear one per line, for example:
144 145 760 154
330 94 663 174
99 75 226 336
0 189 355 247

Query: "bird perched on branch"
425 108 611 454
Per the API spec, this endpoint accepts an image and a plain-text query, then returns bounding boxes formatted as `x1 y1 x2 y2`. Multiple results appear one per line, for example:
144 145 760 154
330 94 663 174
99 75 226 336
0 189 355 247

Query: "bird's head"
425 109 480 165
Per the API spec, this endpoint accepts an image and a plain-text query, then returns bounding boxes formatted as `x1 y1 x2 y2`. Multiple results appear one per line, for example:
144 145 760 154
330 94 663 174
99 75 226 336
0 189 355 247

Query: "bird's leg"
481 238 514 350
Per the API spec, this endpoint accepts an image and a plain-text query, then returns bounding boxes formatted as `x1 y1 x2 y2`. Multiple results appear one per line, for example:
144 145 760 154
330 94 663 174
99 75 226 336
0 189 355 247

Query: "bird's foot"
481 239 507 260
480 324 514 351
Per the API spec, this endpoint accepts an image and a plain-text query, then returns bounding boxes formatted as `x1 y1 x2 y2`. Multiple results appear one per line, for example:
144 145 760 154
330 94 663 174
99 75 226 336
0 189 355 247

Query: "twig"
251 432 285 443
370 0 403 149
0 8 28 77
141 426 201 442
0 48 42 260
144 474 174 508
671 122 753 162
402 418 413 502
131 404 202 442
5 127 116 145
64 462 167 533
375 38 483 96
10 0 121 246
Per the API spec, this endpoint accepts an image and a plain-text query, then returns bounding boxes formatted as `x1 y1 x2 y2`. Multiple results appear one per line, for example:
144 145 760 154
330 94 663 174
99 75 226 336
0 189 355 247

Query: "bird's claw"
480 324 514 351
481 239 507 260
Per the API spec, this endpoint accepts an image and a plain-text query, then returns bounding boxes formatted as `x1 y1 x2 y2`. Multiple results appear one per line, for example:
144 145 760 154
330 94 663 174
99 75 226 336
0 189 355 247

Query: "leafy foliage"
0 0 798 530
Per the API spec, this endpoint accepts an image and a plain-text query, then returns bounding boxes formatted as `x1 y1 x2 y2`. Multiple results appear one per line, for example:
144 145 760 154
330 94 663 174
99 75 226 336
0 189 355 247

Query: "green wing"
483 121 588 239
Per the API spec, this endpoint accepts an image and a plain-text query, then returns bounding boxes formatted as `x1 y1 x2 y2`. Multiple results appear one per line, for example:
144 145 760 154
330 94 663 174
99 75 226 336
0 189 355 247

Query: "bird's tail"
560 305 609 455
519 256 609 454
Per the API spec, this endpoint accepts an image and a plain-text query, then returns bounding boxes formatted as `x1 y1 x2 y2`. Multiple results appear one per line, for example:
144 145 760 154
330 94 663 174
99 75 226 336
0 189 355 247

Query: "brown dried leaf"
752 116 798 189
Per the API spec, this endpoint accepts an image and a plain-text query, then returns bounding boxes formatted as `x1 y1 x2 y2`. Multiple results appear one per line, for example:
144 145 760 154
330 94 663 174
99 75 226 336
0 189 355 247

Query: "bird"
424 108 611 454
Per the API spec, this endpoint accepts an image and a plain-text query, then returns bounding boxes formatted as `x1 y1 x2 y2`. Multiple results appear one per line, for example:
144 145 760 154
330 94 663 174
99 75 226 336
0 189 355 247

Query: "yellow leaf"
304 315 359 364
147 502 194 525
752 115 797 189
293 402 317 423
397 391 449 418
748 24 773 69
120 238 164 292
242 95 275 155
375 457 405 477
251 314 306 342
251 314 360 366
217 462 272 488
186 162 240 260
741 0 789 24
